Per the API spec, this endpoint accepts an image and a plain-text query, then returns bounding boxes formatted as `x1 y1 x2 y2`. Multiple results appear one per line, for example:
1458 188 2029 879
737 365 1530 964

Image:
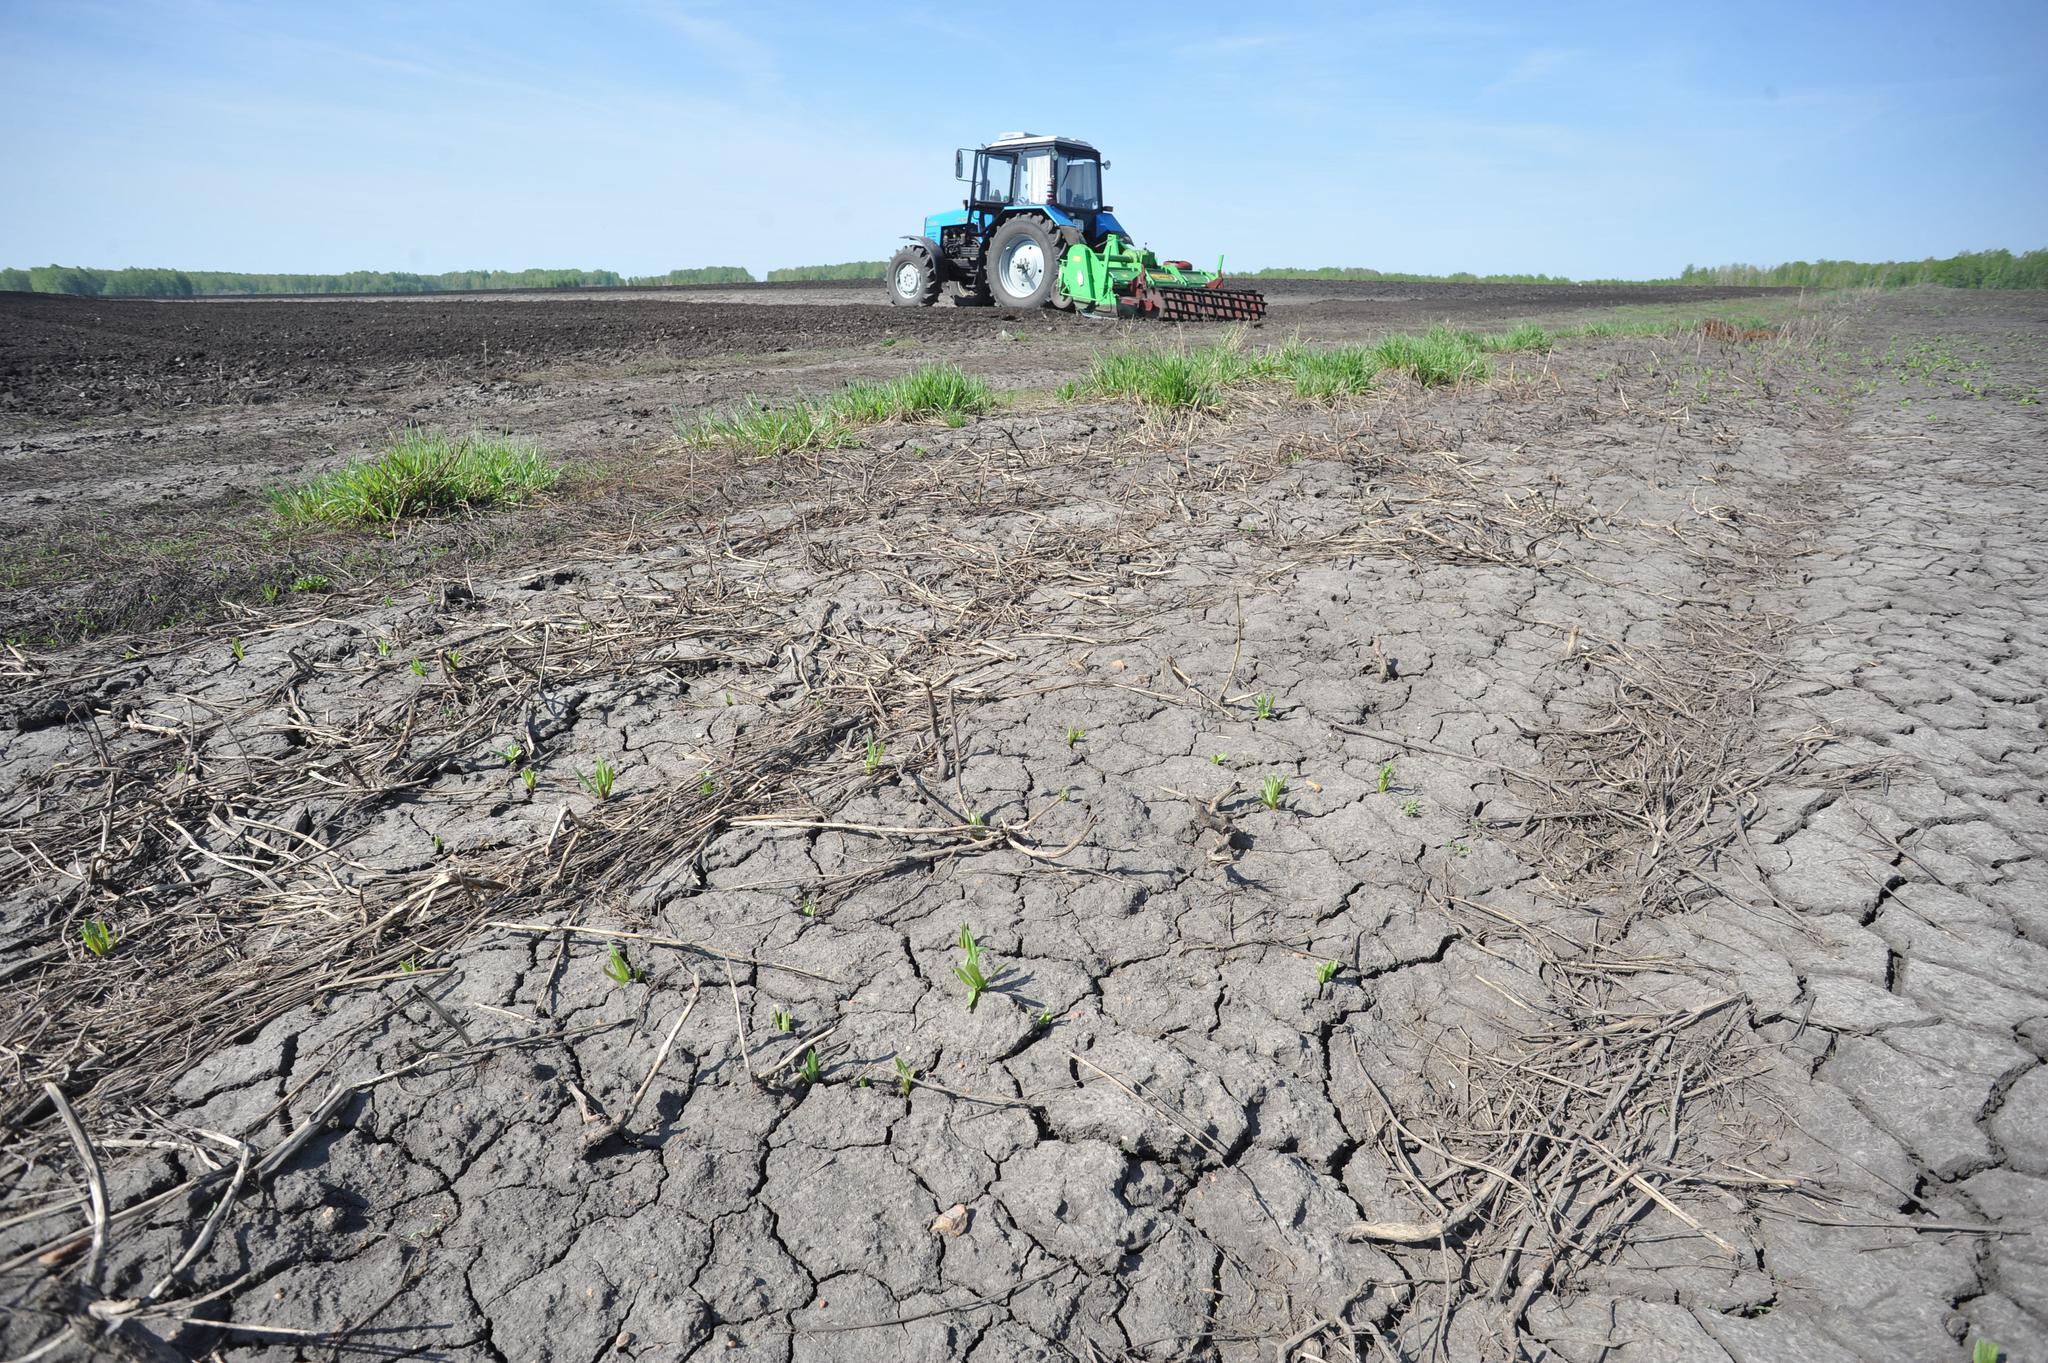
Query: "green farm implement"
1058 232 1266 321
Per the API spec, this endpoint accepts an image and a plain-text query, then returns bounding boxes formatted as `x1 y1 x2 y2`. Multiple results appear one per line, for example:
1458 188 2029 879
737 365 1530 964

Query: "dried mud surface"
2 288 2045 1363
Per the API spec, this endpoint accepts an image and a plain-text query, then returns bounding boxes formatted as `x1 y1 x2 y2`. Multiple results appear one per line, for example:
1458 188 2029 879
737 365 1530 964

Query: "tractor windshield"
975 152 1016 203
1056 155 1101 211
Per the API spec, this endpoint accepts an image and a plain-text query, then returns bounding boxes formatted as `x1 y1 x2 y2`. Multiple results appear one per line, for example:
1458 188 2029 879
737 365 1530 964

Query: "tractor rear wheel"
987 216 1066 310
886 243 941 307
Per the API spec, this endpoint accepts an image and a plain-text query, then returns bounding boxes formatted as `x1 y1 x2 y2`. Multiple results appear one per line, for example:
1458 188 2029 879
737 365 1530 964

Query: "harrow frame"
1059 232 1266 322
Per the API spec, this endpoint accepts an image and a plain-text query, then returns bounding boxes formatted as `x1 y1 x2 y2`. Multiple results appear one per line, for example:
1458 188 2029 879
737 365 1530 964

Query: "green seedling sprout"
229 637 246 663
1065 726 1085 748
579 757 618 801
774 1007 795 1034
1376 761 1395 795
399 956 420 974
602 943 638 985
698 772 716 797
1211 753 1228 765
894 1056 917 1096
376 637 393 658
442 648 461 674
500 741 523 767
798 1048 823 1085
1316 959 1340 989
1259 775 1286 810
409 658 428 677
521 767 537 795
80 919 119 958
1400 796 1422 817
1252 693 1276 720
954 923 995 1010
863 738 885 773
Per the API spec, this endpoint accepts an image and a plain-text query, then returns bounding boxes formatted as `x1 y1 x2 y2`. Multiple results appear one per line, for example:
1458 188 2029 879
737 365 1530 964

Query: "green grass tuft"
270 431 558 527
1278 342 1378 399
688 364 994 454
1371 327 1490 385
1068 339 1271 411
1460 323 1554 353
825 364 992 423
687 399 854 456
821 382 894 425
1073 328 1499 407
1567 319 1681 339
864 363 994 419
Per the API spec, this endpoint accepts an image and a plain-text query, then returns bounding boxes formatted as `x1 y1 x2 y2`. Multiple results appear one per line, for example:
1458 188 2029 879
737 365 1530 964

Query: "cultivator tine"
1145 284 1267 323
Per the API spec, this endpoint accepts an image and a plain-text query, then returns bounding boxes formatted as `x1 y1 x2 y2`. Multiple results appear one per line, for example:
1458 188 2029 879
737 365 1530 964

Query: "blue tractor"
886 133 1265 322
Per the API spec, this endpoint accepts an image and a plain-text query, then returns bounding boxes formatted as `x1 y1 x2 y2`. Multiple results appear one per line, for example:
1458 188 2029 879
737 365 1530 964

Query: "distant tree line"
1673 249 2047 290
1249 266 1576 284
0 264 757 297
625 267 755 286
1252 249 2045 290
765 261 888 282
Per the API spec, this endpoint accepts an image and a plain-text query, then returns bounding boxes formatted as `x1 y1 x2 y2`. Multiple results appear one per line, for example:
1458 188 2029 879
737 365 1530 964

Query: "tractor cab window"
975 152 1016 203
1021 151 1054 205
1056 155 1101 211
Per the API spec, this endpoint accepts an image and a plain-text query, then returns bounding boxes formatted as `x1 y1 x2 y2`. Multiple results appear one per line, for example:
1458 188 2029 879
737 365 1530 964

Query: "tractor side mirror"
955 150 966 179
1103 161 1111 169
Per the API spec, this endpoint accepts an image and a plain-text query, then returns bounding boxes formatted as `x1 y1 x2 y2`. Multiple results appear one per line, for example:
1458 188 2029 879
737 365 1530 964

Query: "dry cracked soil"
1 281 2045 1363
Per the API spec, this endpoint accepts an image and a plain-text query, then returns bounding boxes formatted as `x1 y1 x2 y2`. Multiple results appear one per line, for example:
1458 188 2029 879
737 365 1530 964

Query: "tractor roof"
985 132 1099 154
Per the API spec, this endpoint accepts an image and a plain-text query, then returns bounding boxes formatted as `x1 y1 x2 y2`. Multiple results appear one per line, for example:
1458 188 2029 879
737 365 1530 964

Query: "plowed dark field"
0 280 1784 419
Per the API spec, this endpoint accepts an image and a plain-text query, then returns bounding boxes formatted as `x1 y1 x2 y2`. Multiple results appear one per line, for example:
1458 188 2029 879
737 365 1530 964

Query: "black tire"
986 216 1068 310
886 243 941 307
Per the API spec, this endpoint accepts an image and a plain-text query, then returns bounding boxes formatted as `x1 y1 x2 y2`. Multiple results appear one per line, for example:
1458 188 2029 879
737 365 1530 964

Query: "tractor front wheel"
886 243 941 307
987 216 1068 310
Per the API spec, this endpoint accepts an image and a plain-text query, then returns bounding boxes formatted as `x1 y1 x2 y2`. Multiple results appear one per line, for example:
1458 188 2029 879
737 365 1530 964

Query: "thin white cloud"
1171 30 1295 62
638 2 779 85
1364 7 1517 41
1485 48 1575 95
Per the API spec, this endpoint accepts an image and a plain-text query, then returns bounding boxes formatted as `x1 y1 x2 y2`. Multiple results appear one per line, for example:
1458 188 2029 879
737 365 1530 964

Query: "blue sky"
3 0 2043 278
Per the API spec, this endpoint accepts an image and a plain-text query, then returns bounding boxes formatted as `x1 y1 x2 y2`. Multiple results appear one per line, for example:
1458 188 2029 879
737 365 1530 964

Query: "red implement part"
1132 282 1266 322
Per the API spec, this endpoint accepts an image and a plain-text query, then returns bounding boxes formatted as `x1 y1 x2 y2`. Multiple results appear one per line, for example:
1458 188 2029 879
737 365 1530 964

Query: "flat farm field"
2 281 2046 1363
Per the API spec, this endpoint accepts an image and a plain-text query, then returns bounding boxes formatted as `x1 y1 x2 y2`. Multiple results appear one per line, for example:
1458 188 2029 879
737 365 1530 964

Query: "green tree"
767 261 889 281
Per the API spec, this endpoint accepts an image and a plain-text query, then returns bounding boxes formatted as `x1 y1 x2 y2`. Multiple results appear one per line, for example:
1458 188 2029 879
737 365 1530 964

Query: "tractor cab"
939 134 1124 259
959 134 1107 218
